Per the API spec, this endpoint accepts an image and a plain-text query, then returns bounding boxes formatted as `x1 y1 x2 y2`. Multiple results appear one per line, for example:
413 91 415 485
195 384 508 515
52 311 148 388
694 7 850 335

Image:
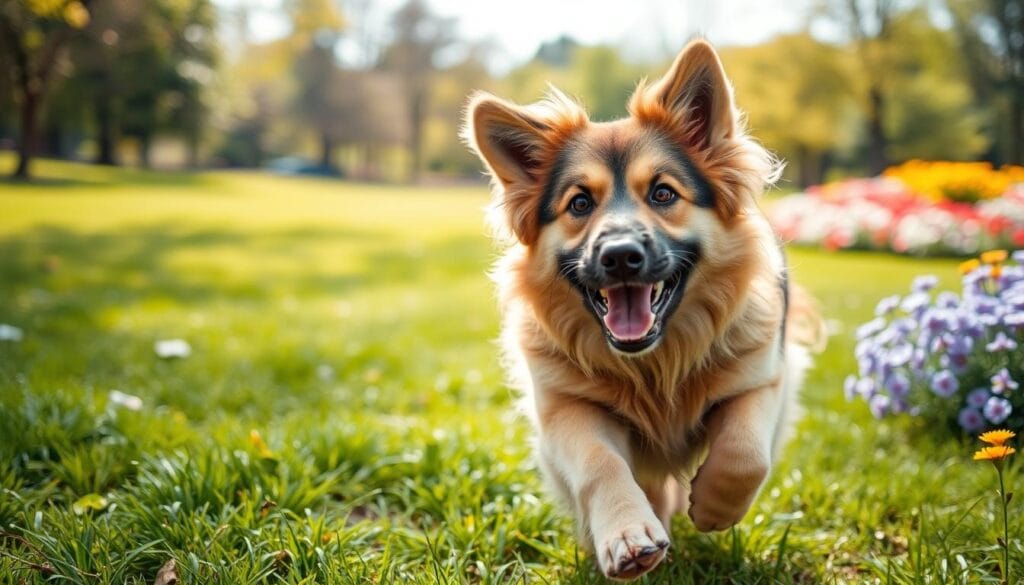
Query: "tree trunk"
796 145 814 190
95 94 118 166
1009 92 1022 165
408 90 425 183
13 89 40 179
137 134 151 169
320 133 333 169
866 85 887 175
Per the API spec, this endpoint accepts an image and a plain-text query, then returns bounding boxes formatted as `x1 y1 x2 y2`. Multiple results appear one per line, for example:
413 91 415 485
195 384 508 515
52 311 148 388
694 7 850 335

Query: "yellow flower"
981 250 1008 265
974 445 1016 461
249 429 274 458
959 259 981 275
980 429 1017 446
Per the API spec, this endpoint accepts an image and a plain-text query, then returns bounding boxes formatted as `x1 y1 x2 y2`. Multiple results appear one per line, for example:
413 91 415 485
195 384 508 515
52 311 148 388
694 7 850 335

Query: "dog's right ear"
463 92 585 245
465 93 551 189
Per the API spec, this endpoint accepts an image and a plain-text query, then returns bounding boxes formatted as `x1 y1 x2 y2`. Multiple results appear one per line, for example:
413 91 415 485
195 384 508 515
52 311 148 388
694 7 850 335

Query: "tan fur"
464 40 821 581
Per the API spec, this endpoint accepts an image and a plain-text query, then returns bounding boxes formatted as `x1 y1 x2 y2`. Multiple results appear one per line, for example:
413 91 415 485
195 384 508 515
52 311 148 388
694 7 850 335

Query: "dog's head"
464 41 778 357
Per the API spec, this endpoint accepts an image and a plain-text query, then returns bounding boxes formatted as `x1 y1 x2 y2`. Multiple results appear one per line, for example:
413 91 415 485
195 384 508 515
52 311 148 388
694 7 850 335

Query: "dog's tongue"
602 284 655 341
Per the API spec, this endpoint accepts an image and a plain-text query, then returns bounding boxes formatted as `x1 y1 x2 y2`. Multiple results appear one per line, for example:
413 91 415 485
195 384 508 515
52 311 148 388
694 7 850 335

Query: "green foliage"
0 156 1021 582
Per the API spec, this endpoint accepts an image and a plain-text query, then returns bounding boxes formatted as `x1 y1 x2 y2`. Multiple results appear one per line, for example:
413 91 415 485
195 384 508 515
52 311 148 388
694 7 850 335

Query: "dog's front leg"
688 379 783 532
536 393 669 580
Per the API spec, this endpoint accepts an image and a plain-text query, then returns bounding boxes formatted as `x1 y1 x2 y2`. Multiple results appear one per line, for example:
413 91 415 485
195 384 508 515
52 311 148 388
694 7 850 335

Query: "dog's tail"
786 283 827 354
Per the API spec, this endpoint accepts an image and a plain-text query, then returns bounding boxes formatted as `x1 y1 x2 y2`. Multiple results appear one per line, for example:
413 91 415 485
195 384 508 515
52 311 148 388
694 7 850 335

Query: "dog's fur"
463 40 821 580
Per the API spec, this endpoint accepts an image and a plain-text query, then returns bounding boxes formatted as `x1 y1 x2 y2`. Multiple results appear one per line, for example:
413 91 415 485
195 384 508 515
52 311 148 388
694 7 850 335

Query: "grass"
0 155 1020 583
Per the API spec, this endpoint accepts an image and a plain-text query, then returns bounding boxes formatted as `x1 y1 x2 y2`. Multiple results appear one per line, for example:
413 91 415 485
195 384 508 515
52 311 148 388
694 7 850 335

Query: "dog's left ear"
635 39 737 151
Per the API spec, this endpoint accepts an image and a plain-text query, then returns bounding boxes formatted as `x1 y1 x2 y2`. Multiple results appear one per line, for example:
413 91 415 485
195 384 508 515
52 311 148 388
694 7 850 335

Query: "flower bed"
846 251 1024 435
771 161 1024 256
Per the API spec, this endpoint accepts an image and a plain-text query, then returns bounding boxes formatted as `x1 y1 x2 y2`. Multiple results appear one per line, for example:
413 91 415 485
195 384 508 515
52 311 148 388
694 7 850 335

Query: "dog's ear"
465 93 552 189
641 40 737 151
464 91 583 245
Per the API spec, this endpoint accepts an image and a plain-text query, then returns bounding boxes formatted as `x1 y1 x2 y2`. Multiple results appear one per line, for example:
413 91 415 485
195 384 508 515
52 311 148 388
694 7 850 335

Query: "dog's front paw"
688 452 768 532
596 521 670 581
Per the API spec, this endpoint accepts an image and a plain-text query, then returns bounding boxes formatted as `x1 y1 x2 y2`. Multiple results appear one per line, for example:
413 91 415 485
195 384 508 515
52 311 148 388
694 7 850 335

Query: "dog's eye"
568 193 593 216
650 185 678 206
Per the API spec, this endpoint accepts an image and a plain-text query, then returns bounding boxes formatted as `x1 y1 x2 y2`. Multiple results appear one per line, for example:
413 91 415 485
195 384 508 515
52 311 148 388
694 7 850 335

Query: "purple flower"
958 407 986 432
910 348 926 373
922 309 952 335
885 372 911 398
892 317 917 335
930 333 952 354
869 394 891 419
890 398 909 414
957 312 985 338
945 353 969 374
991 368 1019 394
912 275 939 293
947 335 974 357
844 375 858 401
886 343 914 368
986 331 1019 352
900 292 931 315
1005 312 1024 329
875 294 901 317
936 292 960 309
967 388 990 408
1013 250 1024 264
984 396 1013 424
856 377 877 399
856 318 887 340
930 370 959 398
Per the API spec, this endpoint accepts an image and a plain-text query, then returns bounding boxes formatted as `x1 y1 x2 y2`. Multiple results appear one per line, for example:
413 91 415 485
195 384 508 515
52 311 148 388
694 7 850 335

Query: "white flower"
154 339 191 359
0 324 23 342
108 390 143 411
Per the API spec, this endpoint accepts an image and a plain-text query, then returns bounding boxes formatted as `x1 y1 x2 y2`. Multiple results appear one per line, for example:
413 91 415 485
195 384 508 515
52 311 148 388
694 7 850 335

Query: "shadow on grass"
0 222 489 306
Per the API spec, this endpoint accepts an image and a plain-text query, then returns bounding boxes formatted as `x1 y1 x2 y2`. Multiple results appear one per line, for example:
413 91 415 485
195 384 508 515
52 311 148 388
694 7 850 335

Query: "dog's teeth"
599 289 609 302
652 281 664 303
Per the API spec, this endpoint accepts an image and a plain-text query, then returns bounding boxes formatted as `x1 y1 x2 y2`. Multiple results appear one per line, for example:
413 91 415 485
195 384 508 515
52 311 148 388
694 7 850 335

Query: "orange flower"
974 445 1016 461
959 259 981 275
980 429 1016 446
981 250 1009 265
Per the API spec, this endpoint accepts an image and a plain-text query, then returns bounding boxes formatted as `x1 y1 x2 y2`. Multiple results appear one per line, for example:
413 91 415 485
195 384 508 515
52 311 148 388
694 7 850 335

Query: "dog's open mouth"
585 270 687 354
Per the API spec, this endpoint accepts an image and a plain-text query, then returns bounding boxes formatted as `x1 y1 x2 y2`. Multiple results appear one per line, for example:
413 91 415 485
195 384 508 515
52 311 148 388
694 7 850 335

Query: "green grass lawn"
0 156 1019 584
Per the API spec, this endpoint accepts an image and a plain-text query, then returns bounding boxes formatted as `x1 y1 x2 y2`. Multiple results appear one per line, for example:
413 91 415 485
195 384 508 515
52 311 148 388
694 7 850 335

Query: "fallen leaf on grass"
108 389 143 411
154 558 179 585
0 324 23 342
72 493 108 515
154 339 191 359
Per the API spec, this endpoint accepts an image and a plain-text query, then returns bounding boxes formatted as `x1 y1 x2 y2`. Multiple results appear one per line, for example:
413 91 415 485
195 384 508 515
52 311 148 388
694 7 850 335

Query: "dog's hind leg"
641 476 690 533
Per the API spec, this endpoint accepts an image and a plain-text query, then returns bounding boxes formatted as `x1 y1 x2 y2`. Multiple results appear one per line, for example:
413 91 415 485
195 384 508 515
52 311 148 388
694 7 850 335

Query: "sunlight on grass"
1 158 1019 583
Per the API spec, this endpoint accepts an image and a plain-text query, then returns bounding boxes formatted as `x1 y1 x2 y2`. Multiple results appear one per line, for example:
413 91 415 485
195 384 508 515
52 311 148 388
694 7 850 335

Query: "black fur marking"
557 235 703 353
536 132 715 227
538 144 576 225
605 143 634 211
656 134 715 209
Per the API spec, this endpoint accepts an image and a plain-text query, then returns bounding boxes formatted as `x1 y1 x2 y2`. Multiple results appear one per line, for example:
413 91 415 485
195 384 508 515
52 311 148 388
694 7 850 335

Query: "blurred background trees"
0 0 1021 183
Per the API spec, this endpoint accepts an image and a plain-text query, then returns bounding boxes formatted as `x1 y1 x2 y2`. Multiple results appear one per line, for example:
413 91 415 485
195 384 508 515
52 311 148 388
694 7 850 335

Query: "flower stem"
998 465 1010 584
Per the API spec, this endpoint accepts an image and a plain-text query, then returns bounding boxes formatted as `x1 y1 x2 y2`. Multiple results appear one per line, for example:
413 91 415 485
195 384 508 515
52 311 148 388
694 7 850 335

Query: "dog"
463 40 820 580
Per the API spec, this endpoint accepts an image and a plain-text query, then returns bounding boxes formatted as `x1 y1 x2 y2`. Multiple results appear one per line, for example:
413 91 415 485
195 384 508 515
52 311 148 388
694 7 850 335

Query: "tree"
58 0 217 167
949 0 1024 164
881 10 989 162
287 0 344 168
723 34 858 187
816 0 916 174
378 0 453 182
0 0 91 179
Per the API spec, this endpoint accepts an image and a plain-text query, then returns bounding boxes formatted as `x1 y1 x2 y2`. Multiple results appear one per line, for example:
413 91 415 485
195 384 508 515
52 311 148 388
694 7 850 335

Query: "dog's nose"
599 239 646 280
